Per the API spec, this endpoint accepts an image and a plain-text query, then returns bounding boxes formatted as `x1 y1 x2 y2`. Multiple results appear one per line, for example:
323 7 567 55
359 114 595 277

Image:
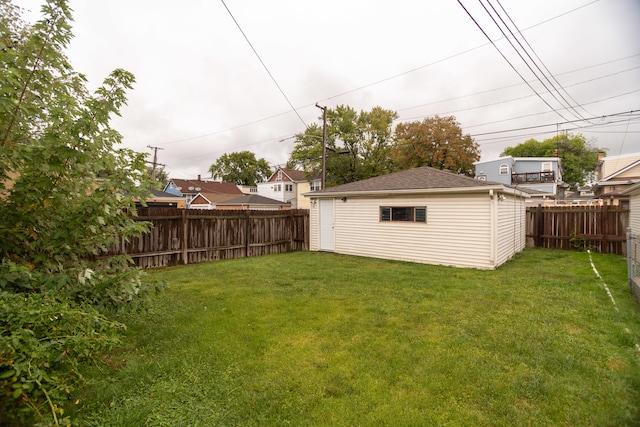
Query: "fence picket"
102 208 310 268
526 205 629 255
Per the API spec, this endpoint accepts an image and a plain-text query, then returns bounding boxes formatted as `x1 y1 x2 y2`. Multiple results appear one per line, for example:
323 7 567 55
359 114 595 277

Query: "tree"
394 115 480 176
209 151 272 186
289 105 398 186
1 1 158 424
501 133 604 188
147 165 169 186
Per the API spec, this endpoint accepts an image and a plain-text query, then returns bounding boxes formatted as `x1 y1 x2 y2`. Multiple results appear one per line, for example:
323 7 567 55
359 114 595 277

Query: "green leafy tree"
289 105 398 186
0 1 159 424
147 165 169 186
394 115 480 176
209 150 272 186
501 133 604 188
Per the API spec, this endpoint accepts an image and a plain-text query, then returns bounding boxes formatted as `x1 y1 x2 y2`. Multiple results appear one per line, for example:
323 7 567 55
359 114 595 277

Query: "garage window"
380 207 426 223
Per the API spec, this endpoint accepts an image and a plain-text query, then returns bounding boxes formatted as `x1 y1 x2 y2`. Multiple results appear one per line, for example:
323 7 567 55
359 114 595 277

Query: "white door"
319 198 335 251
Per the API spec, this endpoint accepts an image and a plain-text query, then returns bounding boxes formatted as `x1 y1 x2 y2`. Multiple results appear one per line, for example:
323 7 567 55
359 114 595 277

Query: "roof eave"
306 184 528 198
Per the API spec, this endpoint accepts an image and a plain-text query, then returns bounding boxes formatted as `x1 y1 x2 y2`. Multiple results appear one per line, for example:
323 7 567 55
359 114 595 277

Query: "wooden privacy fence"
105 208 309 268
526 205 629 255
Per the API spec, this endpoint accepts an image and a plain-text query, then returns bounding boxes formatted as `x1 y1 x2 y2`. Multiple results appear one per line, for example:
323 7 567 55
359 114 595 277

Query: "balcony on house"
511 171 555 184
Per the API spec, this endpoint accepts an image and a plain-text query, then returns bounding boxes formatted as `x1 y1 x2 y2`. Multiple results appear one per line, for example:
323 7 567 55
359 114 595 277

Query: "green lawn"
70 249 640 426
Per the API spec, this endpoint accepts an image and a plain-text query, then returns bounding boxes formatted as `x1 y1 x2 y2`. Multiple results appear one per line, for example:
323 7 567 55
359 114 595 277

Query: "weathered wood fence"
106 208 309 268
526 205 629 255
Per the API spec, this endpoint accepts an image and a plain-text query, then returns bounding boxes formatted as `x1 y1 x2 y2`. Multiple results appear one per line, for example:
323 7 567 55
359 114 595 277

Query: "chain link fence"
628 229 640 303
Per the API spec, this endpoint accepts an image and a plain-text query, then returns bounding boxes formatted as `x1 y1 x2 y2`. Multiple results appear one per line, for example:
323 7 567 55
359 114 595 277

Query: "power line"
152 1 615 148
397 67 640 123
456 0 572 122
220 0 307 128
494 0 596 118
470 109 640 138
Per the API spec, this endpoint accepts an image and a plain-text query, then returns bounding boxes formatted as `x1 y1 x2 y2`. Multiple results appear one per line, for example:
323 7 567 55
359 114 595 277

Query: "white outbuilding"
307 167 529 270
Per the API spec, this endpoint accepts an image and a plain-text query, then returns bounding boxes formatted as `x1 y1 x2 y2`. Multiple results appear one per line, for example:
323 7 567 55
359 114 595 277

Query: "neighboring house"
593 152 640 207
474 156 566 201
189 192 242 210
164 177 243 208
216 194 291 210
257 167 321 209
237 185 258 194
140 188 186 208
307 167 529 270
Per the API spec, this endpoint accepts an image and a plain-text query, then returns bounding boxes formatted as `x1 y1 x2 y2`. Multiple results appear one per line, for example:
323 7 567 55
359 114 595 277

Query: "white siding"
328 194 496 269
629 188 640 234
309 201 320 251
496 192 527 266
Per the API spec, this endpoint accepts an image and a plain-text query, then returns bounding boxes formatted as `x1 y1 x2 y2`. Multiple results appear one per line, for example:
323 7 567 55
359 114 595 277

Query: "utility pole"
147 145 164 181
315 103 327 190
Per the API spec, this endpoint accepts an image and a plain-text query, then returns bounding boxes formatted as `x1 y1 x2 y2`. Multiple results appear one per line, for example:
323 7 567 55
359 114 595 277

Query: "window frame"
380 206 427 223
499 163 509 175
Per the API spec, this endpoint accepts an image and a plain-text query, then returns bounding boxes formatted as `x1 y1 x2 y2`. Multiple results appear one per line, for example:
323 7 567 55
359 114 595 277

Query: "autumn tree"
394 115 480 176
289 105 398 186
501 133 604 188
209 150 272 186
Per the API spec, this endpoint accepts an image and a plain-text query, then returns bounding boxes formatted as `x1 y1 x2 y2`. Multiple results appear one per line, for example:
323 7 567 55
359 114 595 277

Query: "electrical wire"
456 0 571 121
220 0 307 128
494 0 596 118
483 0 592 122
153 1 612 148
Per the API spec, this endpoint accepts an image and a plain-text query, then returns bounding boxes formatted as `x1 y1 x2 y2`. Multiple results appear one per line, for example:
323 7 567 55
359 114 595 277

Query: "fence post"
536 205 544 248
181 209 188 265
628 228 634 291
245 210 251 258
601 203 609 254
290 209 295 251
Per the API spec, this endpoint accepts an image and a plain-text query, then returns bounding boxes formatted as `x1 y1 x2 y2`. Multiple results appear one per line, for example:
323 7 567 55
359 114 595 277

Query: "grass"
69 249 640 426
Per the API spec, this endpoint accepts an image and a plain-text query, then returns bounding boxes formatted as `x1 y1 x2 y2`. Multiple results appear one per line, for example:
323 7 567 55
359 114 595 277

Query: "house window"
380 207 426 223
274 184 281 192
277 170 283 181
499 163 509 175
310 181 321 191
285 184 293 192
541 162 552 172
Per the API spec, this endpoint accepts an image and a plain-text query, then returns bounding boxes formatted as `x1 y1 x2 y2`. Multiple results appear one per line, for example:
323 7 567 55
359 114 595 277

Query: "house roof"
310 167 516 196
217 194 290 206
267 167 314 182
600 159 640 182
167 179 242 195
191 192 241 205
148 188 184 199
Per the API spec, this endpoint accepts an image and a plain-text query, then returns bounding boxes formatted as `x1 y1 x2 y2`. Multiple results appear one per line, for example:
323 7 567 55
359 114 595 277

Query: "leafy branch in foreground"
0 1 162 425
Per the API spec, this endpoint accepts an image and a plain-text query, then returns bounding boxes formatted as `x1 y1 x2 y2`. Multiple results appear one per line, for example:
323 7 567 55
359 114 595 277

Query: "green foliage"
289 105 398 186
0 1 162 424
209 150 272 186
0 284 123 426
394 115 480 176
501 133 605 188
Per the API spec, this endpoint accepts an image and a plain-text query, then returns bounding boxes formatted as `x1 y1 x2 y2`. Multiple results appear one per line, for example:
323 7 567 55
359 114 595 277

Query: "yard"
69 249 640 426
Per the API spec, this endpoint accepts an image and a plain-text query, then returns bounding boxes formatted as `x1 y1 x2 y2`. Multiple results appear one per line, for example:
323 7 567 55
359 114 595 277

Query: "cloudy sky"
16 0 640 179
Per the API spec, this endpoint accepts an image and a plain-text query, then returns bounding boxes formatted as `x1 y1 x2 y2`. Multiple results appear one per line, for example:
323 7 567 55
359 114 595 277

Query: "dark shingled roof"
314 167 502 194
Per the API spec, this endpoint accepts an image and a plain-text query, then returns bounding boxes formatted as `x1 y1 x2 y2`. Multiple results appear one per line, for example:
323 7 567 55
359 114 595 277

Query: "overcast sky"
16 0 640 179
